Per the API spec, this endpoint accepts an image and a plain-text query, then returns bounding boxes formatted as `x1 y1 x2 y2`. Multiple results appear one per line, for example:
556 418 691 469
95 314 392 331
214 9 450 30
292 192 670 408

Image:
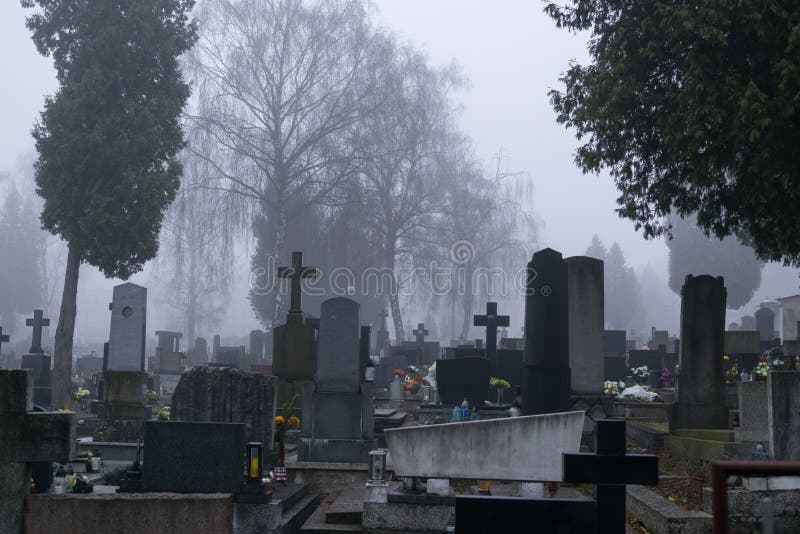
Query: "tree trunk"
385 244 405 342
52 243 80 410
270 204 287 327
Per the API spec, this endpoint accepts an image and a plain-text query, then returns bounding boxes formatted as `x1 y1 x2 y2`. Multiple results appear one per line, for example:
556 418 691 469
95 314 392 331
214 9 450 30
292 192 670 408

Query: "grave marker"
107 283 147 371
473 302 510 373
412 323 429 366
25 309 49 355
375 309 390 354
436 356 490 407
522 248 571 415
566 256 604 395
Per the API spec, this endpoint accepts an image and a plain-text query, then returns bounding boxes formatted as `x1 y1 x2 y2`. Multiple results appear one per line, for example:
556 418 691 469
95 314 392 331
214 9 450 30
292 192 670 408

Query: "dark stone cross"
473 302 509 364
412 323 429 367
278 251 318 316
455 419 657 534
563 419 659 533
25 310 50 355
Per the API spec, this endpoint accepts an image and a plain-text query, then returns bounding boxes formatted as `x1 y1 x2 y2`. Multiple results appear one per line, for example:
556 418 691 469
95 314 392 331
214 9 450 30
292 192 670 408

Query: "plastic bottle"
460 398 469 420
451 405 461 422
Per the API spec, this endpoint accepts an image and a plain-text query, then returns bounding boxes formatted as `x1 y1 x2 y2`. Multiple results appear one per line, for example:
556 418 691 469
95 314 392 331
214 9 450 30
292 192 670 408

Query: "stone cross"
563 420 658 533
278 251 318 315
25 310 50 355
413 323 429 346
473 302 509 363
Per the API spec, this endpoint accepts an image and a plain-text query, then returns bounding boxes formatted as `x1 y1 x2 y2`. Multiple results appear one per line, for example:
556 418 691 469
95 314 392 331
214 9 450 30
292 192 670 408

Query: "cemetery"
3 246 800 534
2 1 800 533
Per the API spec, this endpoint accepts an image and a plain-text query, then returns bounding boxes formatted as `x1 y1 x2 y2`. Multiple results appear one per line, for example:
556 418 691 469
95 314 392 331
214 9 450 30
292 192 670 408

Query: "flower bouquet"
489 377 511 404
753 357 772 380
274 394 301 444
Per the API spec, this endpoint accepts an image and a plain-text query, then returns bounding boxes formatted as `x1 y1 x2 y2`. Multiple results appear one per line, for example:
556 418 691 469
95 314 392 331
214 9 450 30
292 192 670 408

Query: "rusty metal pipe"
710 460 800 534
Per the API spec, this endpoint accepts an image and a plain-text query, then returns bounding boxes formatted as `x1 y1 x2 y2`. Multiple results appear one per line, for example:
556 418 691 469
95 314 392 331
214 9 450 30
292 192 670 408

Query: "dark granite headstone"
360 325 371 378
628 350 661 371
756 307 776 342
604 330 627 357
494 349 523 387
456 497 595 534
522 248 570 415
375 354 409 388
604 357 627 382
142 421 245 493
20 353 52 407
436 357 490 407
453 346 485 359
317 298 360 392
672 275 728 430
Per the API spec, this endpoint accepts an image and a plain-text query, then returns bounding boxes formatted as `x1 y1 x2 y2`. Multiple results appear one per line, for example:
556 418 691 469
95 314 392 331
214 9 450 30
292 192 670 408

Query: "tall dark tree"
546 2 800 265
0 183 45 336
667 214 764 310
23 0 197 408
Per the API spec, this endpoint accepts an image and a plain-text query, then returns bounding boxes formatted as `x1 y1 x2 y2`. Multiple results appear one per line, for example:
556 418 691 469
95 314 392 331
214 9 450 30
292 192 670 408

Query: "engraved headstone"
566 256 604 395
107 283 147 371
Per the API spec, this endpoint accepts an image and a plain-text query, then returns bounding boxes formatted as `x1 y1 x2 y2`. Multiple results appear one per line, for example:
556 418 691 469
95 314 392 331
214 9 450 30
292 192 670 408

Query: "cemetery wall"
24 492 232 534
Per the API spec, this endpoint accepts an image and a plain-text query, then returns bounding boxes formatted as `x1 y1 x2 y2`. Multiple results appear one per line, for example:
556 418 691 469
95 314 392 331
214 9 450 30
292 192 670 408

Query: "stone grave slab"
768 371 800 460
142 420 246 493
456 496 595 534
735 380 768 443
107 283 147 371
316 297 360 392
312 392 363 439
385 411 584 481
566 256 604 395
435 356 490 407
272 322 315 380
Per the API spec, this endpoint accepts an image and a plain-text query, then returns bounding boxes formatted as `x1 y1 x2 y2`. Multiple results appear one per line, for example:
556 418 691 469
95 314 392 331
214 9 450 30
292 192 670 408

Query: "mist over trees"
586 235 645 332
180 0 535 340
667 214 764 310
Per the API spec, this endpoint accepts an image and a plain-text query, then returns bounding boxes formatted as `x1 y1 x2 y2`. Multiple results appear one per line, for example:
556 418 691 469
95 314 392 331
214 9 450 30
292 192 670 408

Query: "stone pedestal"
95 371 147 442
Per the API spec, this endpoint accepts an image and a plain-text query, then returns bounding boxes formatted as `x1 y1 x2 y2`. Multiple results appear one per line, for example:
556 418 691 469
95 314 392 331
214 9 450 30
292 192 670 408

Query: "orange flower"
288 416 301 429
274 416 285 426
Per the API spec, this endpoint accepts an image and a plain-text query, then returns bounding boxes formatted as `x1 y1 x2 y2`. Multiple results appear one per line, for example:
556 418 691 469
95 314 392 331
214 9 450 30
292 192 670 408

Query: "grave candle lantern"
246 442 263 482
368 449 388 485
365 360 376 383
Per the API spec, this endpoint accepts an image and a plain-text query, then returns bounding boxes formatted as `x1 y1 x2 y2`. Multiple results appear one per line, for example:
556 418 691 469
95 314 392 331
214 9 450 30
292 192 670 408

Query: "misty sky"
1 1 797 342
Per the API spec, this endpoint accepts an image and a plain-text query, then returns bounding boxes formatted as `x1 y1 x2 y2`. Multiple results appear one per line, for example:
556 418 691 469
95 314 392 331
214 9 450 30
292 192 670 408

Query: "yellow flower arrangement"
275 415 285 426
288 416 301 429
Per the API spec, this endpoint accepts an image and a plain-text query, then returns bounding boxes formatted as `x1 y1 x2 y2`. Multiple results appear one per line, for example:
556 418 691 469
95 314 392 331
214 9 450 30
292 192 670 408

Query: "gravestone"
628 350 661 371
411 323 429 366
604 330 627 358
724 330 761 372
522 248 571 415
0 327 9 362
298 297 376 462
171 366 276 446
142 421 246 493
155 330 183 371
474 302 510 374
375 309 391 354
398 340 440 366
107 283 147 371
735 381 769 443
499 337 524 350
213 334 221 360
186 337 208 367
96 285 149 441
671 275 728 431
494 349 523 388
453 345 485 359
375 353 409 389
21 310 53 408
767 371 800 460
0 370 75 534
249 329 267 362
436 356 490 407
778 295 800 341
566 256 604 395
649 328 669 349
740 315 756 331
756 307 776 341
215 345 245 368
273 253 317 428
728 322 740 331
604 358 627 382
75 354 103 375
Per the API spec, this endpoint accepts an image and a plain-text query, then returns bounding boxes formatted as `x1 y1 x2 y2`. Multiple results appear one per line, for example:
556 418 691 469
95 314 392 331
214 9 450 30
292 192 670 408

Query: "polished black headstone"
603 357 628 381
494 349 523 387
522 248 570 415
628 350 661 371
456 496 595 534
142 421 246 493
436 357 490 407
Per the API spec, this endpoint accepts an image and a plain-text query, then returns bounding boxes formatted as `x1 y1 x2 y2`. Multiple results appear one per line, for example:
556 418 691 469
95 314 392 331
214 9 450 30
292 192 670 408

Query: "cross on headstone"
25 310 50 355
474 302 509 363
563 419 659 533
278 251 318 315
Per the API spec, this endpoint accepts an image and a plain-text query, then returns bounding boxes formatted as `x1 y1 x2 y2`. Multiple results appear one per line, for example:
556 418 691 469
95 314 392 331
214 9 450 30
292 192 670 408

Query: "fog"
0 0 797 352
